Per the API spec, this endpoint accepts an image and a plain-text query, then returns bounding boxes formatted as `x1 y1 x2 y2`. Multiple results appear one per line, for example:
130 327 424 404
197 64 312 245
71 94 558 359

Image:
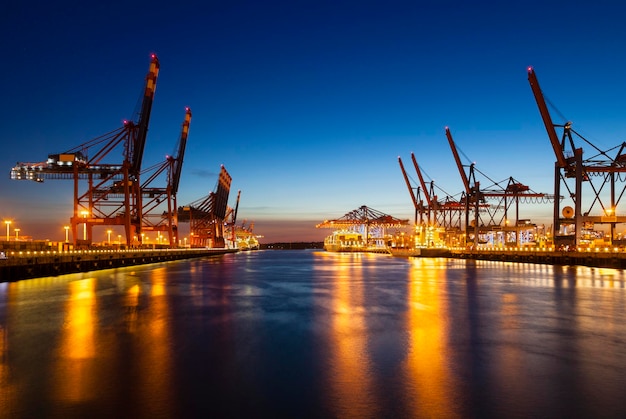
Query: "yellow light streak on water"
404 258 460 418
135 267 176 417
327 254 378 419
54 278 97 403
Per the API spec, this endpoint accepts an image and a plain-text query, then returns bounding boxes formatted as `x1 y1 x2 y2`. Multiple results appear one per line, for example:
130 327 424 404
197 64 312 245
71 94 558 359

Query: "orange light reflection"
55 278 97 403
326 253 378 418
404 258 460 418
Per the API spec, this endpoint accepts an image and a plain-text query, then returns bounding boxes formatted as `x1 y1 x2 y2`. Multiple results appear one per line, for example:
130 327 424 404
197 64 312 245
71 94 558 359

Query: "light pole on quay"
81 210 89 241
4 220 11 241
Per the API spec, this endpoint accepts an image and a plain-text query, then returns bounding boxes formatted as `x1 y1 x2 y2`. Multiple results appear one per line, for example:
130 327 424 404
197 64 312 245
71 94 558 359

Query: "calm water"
1 250 626 418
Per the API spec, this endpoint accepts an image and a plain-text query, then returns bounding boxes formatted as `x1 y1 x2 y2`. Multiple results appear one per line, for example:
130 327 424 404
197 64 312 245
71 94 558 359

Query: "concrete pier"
0 248 238 282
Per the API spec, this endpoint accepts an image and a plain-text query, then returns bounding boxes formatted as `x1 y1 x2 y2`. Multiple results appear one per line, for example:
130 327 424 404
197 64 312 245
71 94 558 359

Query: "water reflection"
325 253 378 418
54 278 97 404
0 282 14 412
1 253 626 417
131 267 176 418
404 258 459 418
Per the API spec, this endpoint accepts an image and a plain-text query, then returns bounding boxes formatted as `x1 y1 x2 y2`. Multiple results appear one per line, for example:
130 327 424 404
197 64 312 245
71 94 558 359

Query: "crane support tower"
529 67 626 248
10 54 160 247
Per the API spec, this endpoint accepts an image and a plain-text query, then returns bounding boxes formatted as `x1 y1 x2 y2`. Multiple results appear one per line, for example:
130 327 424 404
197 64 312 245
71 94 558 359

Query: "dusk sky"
2 1 626 243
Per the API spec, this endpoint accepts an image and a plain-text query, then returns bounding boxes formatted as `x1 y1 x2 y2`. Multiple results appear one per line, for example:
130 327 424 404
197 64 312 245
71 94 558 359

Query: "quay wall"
450 248 626 269
0 248 238 282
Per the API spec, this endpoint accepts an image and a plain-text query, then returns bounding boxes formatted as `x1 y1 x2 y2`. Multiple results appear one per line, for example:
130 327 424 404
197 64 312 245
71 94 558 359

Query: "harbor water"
1 250 626 418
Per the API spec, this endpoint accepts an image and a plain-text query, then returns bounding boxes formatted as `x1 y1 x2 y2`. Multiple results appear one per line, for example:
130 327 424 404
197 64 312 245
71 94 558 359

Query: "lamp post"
14 228 20 241
81 210 89 240
5 220 11 241
64 225 70 242
107 229 112 245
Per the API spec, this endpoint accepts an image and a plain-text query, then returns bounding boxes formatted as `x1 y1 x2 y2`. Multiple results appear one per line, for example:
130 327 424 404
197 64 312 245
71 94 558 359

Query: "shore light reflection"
135 267 175 417
404 258 459 418
55 278 97 403
327 253 378 418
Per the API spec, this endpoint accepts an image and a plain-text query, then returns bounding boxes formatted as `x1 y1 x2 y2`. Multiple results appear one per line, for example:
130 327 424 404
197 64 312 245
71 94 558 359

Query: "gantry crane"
316 205 409 247
140 107 191 247
528 67 626 247
446 127 551 246
398 154 464 231
224 190 241 248
10 54 160 247
178 165 233 248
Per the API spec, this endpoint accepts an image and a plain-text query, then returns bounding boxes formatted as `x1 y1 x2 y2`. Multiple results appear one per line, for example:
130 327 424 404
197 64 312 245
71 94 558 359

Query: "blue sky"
1 0 626 242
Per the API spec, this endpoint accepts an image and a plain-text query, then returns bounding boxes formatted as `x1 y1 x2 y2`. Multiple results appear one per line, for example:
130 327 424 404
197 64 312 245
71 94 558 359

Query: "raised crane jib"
131 54 160 176
527 67 569 168
411 152 433 207
445 127 471 194
398 157 419 209
232 190 241 224
171 107 191 195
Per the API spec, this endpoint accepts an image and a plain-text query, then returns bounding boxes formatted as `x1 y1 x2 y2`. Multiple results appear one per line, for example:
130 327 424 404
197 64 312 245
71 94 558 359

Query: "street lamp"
14 228 20 241
81 210 89 240
107 229 112 245
4 220 11 241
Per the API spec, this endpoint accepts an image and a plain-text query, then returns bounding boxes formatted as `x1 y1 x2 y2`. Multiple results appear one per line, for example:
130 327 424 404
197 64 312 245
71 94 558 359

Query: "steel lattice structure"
316 205 409 245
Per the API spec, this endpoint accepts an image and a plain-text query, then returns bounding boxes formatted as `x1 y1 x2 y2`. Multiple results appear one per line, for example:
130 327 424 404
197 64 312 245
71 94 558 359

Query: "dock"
0 248 238 282
450 247 626 269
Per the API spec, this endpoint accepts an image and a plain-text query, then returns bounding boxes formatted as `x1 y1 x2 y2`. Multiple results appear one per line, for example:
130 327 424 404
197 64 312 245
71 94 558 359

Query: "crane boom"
131 54 160 175
172 107 191 195
398 157 419 210
233 190 241 224
527 67 568 168
410 153 433 207
445 127 471 194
